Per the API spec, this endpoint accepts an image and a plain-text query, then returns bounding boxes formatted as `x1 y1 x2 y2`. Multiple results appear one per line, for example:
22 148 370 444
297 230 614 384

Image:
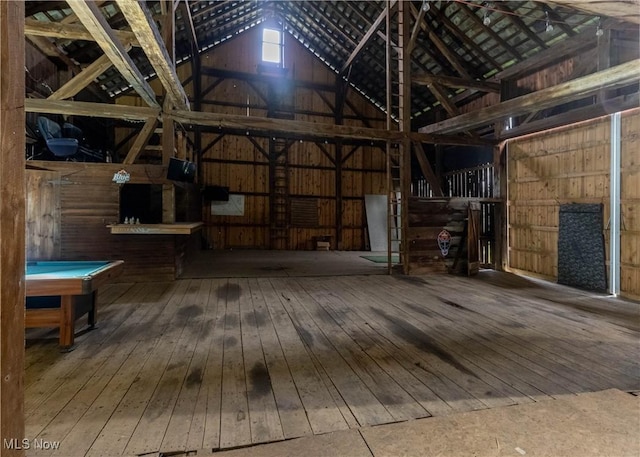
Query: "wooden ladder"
270 137 289 249
387 144 403 274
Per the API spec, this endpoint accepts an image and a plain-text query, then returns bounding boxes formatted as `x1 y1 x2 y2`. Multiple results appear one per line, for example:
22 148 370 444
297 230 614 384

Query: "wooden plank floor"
24 271 639 456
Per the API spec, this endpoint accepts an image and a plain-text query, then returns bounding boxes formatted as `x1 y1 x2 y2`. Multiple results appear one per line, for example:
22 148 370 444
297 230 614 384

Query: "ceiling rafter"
456 3 523 61
408 3 474 79
67 0 159 108
340 1 395 74
426 4 502 71
492 3 548 51
304 2 359 51
413 74 501 93
48 51 119 100
115 0 190 110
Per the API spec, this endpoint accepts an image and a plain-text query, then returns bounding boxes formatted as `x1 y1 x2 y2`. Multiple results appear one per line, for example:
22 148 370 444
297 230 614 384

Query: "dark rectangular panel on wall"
558 204 607 291
290 198 318 228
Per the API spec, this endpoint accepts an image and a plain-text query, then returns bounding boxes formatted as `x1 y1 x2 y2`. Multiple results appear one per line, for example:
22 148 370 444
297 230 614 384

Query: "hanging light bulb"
422 1 430 12
545 11 554 33
482 2 491 26
483 11 491 26
596 17 604 37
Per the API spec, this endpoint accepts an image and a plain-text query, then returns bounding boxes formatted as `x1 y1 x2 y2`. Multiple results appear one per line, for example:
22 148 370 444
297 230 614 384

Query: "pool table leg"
88 290 97 328
59 295 76 350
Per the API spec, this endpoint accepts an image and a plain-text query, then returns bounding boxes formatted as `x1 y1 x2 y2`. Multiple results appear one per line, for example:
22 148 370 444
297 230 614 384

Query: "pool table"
25 260 124 350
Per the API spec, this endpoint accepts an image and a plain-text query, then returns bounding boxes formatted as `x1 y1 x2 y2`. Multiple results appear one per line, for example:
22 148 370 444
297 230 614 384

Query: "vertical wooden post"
398 0 412 274
193 55 202 177
162 99 176 224
597 28 615 102
335 75 346 250
385 1 393 274
0 1 26 453
335 142 343 250
493 141 508 271
161 0 175 224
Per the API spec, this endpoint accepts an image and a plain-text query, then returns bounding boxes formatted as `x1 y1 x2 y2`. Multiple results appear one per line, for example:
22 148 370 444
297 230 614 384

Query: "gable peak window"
262 26 283 65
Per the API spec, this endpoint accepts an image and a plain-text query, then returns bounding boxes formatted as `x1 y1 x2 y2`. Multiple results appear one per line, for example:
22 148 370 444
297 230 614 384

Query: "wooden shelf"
107 222 203 235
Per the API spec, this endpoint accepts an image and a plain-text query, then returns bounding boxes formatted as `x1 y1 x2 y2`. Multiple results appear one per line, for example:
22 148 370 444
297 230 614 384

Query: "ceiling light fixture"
596 17 604 37
422 1 430 12
545 11 554 33
482 2 491 26
483 11 491 26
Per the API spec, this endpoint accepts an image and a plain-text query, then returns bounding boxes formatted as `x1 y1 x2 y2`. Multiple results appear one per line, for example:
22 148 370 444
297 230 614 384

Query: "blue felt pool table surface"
26 261 112 278
26 260 124 297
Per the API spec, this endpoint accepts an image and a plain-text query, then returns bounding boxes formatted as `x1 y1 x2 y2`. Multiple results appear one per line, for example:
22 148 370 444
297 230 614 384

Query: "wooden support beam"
25 18 139 46
169 109 495 146
60 1 107 24
420 59 640 134
335 141 343 250
341 145 361 164
201 134 225 158
179 0 199 60
399 0 412 274
162 100 176 223
123 117 159 164
67 0 159 108
315 143 337 165
1 0 25 451
315 89 336 114
340 1 396 74
413 142 444 197
493 142 507 271
407 3 426 55
25 98 160 120
49 50 124 100
247 136 269 160
428 82 459 117
537 0 640 25
116 0 189 110
499 92 640 140
413 74 501 93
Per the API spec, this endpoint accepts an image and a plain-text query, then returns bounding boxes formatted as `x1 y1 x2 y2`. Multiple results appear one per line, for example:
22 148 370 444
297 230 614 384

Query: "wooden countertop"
107 222 203 235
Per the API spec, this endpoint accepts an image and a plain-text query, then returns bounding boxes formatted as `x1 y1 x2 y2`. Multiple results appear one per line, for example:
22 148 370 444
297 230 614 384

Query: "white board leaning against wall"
211 194 245 216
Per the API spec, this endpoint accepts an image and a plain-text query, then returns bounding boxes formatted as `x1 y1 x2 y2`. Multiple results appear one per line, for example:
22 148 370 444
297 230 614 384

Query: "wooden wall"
116 27 387 251
26 162 199 282
620 111 640 299
199 29 386 250
507 109 640 300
